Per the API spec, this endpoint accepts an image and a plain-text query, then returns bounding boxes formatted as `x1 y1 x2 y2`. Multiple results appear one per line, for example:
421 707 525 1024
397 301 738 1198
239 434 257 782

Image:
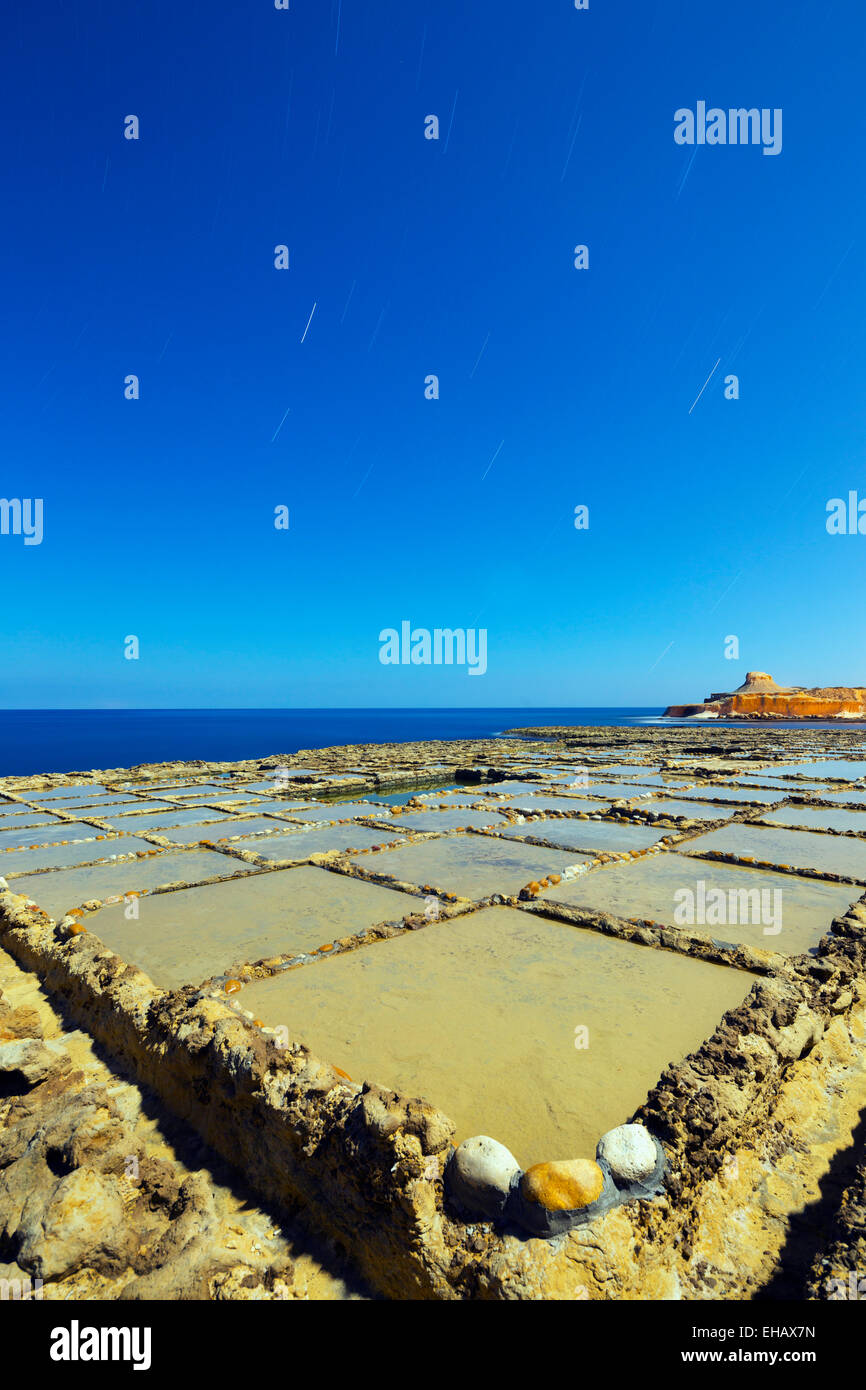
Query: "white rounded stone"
450 1135 521 1216
596 1124 658 1184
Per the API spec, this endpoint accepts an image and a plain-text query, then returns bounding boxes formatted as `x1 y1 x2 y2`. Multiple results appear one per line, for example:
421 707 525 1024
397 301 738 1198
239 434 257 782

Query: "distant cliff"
664 671 866 720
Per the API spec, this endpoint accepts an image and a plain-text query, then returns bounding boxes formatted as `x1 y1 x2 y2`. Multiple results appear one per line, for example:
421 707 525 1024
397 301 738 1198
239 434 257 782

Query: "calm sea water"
0 708 855 777
0 707 670 777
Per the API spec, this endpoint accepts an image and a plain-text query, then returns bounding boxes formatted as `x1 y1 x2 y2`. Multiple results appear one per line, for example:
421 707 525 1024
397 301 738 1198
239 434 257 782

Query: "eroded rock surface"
0 947 368 1300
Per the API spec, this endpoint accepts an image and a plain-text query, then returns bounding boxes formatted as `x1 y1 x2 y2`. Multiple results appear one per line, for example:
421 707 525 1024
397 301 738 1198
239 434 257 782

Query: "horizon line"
0 705 666 714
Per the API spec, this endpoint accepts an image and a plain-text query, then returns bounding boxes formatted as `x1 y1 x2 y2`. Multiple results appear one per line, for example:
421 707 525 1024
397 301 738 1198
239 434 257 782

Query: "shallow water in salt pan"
90 803 180 822
84 865 417 988
683 824 866 880
22 785 111 801
104 807 240 831
642 799 731 821
157 816 295 844
235 906 756 1165
354 784 460 807
0 819 99 850
677 786 782 804
498 818 665 854
583 782 659 800
2 836 156 876
287 801 394 822
369 834 585 898
759 760 866 781
821 789 866 806
464 781 545 797
13 848 246 919
762 805 866 834
243 825 405 859
388 808 510 832
496 793 617 814
544 853 858 955
0 812 62 830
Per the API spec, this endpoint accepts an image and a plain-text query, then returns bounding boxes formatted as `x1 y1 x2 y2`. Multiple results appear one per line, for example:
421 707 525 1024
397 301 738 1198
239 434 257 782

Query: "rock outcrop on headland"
665 671 866 721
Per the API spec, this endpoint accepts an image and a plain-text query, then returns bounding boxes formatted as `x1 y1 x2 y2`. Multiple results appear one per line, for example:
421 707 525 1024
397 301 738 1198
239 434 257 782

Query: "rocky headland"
664 671 866 721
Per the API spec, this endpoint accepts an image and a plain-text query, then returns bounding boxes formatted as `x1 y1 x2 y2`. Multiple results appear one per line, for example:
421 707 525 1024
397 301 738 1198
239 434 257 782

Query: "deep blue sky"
2 0 864 708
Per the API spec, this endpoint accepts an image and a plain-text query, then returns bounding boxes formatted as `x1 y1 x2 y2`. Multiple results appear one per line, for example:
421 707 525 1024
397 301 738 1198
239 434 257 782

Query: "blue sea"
0 708 852 778
0 708 673 777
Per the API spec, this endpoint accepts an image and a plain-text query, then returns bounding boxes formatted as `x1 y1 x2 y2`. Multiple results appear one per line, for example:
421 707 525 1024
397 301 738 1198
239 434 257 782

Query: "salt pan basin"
32 794 147 811
84 865 418 989
642 800 730 821
103 807 239 831
244 825 404 860
494 794 616 815
683 824 866 881
369 835 586 899
581 783 659 801
21 785 111 801
157 817 295 844
0 819 96 851
762 760 866 781
388 808 510 832
497 819 665 854
762 805 866 834
0 812 64 830
468 782 546 797
287 802 394 823
544 853 859 956
92 803 181 823
236 906 755 1165
677 786 781 804
12 848 246 920
2 837 156 877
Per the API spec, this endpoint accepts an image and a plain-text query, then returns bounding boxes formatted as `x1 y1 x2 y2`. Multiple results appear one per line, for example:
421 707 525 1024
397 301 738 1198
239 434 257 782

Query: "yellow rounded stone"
520 1159 604 1212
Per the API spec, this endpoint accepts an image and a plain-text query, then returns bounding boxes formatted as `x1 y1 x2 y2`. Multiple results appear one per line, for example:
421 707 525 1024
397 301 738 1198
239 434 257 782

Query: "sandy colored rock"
17 1168 129 1280
0 1037 67 1088
665 667 866 720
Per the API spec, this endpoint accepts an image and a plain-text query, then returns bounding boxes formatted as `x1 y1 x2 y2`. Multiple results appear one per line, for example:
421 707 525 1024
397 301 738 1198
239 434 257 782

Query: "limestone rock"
664 669 866 719
447 1136 521 1219
596 1124 658 1184
735 672 785 694
774 1005 824 1060
16 1168 130 1281
0 1004 43 1042
0 1038 68 1090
